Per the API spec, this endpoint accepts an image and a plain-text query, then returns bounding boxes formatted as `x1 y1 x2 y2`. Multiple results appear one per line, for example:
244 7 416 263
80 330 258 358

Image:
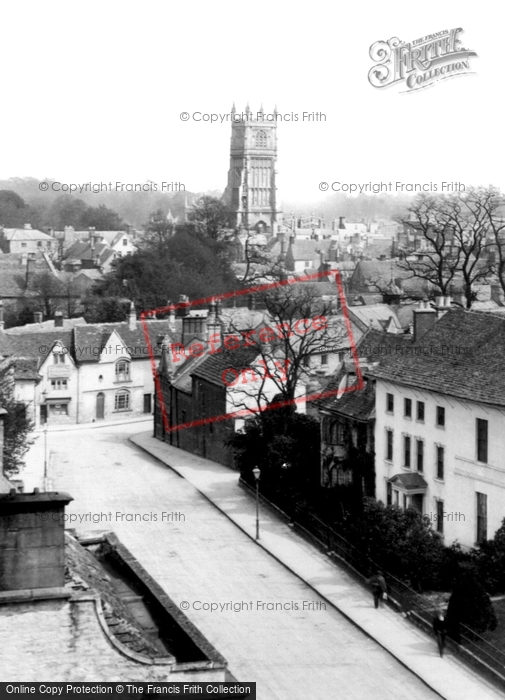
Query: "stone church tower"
223 104 281 237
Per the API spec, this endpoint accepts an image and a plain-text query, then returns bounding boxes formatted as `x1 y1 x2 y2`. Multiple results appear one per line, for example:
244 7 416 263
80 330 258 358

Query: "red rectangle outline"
140 270 364 434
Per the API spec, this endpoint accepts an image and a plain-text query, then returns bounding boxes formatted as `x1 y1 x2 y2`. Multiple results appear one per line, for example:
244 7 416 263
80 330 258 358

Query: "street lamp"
252 466 261 540
41 390 48 491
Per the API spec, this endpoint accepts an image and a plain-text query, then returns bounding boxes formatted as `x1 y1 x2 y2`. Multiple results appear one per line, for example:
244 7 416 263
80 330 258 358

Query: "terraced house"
0 305 172 426
370 305 505 549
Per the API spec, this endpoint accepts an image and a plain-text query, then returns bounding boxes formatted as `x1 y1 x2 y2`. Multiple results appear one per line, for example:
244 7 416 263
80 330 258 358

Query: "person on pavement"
433 609 447 657
368 571 387 609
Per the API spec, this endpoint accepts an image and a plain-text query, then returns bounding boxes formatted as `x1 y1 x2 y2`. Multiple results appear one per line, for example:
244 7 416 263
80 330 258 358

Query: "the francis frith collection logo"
368 28 477 92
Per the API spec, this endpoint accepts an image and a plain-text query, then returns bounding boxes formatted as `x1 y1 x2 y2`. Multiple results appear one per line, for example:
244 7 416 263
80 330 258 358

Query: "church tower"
223 104 281 237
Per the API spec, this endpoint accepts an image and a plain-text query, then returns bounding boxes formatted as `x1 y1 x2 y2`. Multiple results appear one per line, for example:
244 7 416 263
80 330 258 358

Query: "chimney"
434 295 452 320
88 226 96 242
128 301 136 330
339 216 346 230
491 284 505 307
0 489 73 592
176 294 190 318
0 300 4 330
54 311 64 328
206 299 222 348
182 311 207 347
278 231 286 258
166 301 177 331
33 311 43 324
413 300 436 342
23 223 32 230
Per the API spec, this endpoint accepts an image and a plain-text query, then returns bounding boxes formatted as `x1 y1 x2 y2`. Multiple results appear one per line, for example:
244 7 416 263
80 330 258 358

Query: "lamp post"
252 466 261 540
41 389 48 491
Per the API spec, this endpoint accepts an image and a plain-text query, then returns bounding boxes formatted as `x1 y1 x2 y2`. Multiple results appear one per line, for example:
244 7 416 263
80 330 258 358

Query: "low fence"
240 478 505 686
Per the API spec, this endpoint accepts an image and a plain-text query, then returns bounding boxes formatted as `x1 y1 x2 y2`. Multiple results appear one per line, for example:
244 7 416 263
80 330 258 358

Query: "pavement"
129 430 505 700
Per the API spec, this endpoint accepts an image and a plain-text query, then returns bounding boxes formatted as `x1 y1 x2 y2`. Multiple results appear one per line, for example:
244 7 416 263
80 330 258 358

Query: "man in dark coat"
433 610 447 657
368 571 387 609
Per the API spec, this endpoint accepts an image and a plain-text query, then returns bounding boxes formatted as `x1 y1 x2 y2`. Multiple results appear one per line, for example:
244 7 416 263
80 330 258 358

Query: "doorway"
96 392 105 420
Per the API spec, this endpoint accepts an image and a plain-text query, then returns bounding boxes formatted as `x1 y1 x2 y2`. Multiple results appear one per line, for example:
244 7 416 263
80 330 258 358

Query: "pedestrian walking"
433 609 447 657
368 571 387 609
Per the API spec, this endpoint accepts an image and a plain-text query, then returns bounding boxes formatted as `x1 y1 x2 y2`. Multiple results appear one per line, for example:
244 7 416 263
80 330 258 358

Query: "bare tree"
475 186 505 298
397 194 462 298
397 191 493 308
225 281 347 424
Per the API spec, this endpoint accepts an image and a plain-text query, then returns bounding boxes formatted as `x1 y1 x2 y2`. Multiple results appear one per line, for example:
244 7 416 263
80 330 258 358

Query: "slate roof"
191 347 259 387
6 330 73 366
348 304 401 333
5 317 87 334
318 374 376 421
2 228 53 241
369 309 505 408
389 473 428 490
74 320 173 362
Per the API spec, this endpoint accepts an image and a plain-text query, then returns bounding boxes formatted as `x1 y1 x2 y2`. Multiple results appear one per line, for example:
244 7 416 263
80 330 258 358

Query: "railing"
291 501 505 678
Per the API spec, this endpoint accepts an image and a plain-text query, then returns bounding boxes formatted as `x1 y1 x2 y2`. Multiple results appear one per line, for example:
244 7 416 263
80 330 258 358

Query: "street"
23 422 442 699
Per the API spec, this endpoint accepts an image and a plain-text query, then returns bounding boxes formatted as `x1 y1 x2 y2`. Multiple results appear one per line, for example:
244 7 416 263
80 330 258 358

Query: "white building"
370 303 505 549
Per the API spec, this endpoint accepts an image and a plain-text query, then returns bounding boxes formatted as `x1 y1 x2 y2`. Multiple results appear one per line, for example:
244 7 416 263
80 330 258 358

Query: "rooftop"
370 309 505 408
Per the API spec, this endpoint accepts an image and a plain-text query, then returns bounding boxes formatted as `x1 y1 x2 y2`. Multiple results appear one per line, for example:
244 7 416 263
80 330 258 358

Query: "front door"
96 392 105 420
40 404 47 425
411 493 424 513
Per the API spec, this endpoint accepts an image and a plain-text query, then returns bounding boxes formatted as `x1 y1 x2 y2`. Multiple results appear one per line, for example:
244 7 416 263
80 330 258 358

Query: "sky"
1 1 502 205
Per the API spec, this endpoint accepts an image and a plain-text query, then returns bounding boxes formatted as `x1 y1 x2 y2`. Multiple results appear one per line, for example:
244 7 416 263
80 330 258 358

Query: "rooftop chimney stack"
128 301 136 330
33 311 43 324
0 488 73 592
413 299 437 342
176 294 190 318
54 311 64 328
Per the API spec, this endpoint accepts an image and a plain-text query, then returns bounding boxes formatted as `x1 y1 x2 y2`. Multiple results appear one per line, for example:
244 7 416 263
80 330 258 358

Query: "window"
37 241 42 247
255 130 268 148
416 439 424 472
123 238 128 246
477 418 488 463
21 242 27 248
330 421 345 445
404 398 412 418
403 494 408 509
404 436 411 468
115 359 131 382
338 351 345 362
321 354 328 366
476 492 487 543
53 352 65 364
114 390 130 411
394 490 399 505
143 394 151 414
386 482 392 506
386 393 394 413
417 401 425 421
49 403 68 415
436 406 445 427
303 356 310 368
436 500 444 534
436 446 444 480
386 430 393 461
51 379 68 390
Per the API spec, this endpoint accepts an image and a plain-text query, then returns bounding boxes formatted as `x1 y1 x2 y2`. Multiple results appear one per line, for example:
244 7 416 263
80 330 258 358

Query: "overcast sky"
1 1 500 204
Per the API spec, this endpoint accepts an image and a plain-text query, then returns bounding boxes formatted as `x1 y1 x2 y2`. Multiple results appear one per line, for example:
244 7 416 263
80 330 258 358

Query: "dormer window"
53 352 65 364
115 359 131 381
